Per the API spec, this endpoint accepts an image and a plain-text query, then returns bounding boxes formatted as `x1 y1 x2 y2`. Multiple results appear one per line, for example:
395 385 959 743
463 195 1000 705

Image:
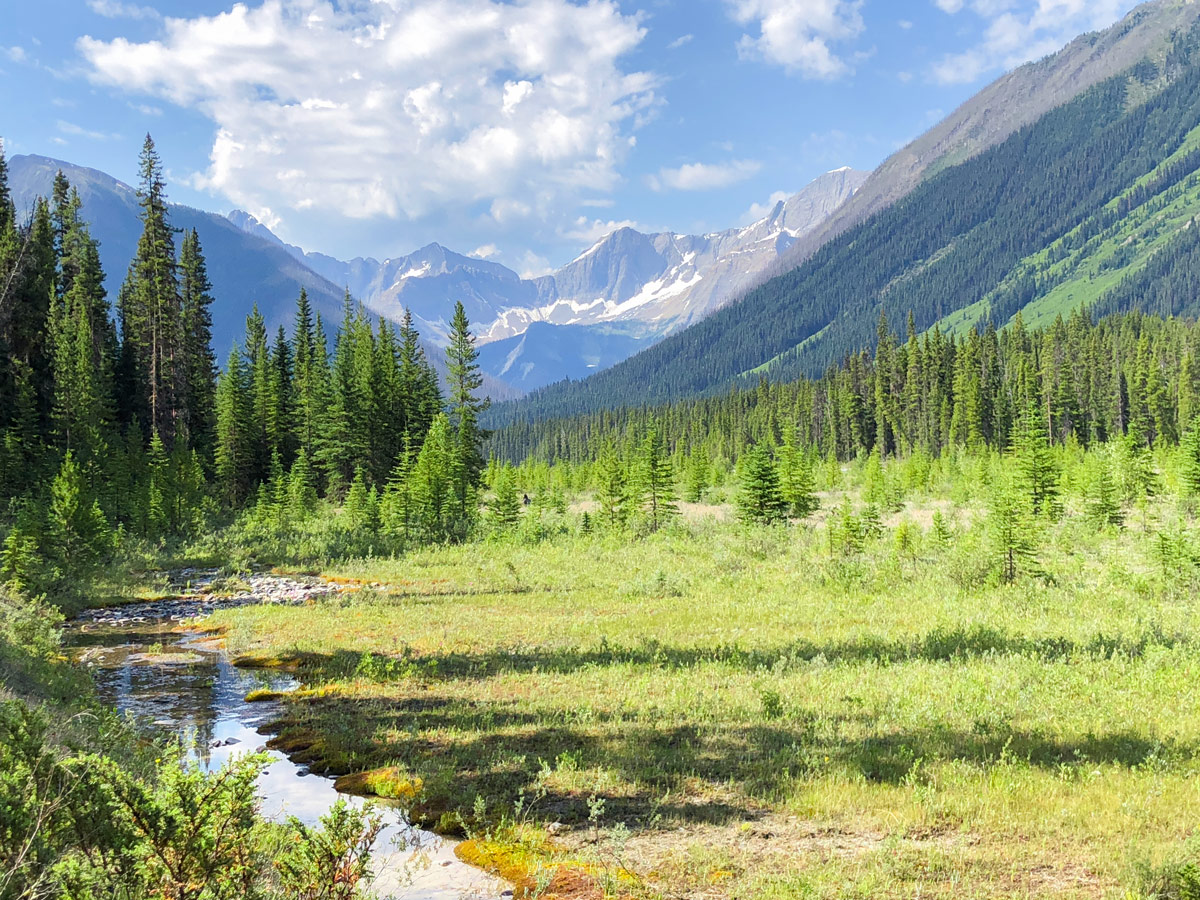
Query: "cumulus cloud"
78 0 656 232
723 0 864 78
931 0 1137 85
469 243 499 259
646 159 761 192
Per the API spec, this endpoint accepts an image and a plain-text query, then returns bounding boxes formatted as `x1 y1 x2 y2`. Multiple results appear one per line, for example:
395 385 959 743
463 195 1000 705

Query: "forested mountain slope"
491 20 1200 425
763 0 1200 285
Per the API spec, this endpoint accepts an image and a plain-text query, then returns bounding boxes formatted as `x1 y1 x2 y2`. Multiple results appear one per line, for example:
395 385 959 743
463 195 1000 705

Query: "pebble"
73 571 346 630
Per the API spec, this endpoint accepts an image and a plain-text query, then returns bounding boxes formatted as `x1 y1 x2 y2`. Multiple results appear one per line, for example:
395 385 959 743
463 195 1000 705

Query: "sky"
1 0 1143 275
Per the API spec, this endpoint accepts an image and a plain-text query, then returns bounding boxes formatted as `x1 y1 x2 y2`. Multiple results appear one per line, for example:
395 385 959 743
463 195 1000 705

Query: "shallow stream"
66 570 505 900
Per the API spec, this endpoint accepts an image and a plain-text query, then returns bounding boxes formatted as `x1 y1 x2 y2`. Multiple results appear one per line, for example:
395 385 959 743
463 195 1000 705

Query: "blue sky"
1 0 1141 274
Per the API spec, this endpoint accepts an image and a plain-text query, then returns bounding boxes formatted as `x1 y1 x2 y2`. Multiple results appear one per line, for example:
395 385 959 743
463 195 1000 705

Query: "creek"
65 570 505 900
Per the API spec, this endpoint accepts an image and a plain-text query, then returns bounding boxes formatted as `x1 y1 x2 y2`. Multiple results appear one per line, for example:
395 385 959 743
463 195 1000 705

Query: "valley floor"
203 498 1200 900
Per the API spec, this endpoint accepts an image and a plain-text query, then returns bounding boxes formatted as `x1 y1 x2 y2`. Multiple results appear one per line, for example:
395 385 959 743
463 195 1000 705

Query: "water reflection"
66 587 503 900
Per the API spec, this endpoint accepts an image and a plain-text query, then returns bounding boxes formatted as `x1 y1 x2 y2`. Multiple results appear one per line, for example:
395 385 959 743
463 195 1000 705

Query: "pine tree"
268 324 295 469
287 448 318 521
179 229 217 457
412 414 453 541
380 440 418 542
989 478 1040 584
1011 401 1061 519
319 296 369 495
1182 419 1200 496
397 307 441 448
290 289 326 465
1086 449 1124 529
737 445 787 525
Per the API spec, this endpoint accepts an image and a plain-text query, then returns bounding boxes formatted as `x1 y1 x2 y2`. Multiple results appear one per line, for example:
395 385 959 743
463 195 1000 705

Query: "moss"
455 830 631 900
231 652 304 671
333 766 424 801
244 689 289 702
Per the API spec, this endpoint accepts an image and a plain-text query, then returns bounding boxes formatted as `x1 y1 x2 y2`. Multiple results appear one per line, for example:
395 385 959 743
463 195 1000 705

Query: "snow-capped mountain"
228 166 867 385
487 166 868 342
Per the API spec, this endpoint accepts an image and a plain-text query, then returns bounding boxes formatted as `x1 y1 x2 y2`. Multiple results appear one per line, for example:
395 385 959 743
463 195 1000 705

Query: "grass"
203 477 1200 899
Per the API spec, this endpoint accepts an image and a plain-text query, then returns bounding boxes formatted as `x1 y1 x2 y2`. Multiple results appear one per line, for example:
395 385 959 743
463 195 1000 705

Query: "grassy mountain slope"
490 19 1200 424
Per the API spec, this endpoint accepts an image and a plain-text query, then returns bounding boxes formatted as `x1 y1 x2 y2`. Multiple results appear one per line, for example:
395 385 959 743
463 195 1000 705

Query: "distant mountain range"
10 156 864 396
492 0 1200 423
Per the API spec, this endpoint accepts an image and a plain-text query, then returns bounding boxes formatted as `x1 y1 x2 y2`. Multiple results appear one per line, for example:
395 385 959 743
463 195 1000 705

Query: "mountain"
765 0 1200 284
7 157 525 401
8 155 349 356
478 167 868 342
476 323 654 393
491 6 1200 424
227 167 866 347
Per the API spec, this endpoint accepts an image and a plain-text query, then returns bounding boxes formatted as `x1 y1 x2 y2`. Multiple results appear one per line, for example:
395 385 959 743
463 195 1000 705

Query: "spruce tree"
120 135 184 446
633 422 677 532
1011 401 1061 519
445 301 489 528
778 428 818 518
737 445 787 525
179 229 217 457
683 448 709 503
397 307 441 448
47 450 112 579
489 464 522 530
214 343 254 506
595 440 628 530
412 414 453 540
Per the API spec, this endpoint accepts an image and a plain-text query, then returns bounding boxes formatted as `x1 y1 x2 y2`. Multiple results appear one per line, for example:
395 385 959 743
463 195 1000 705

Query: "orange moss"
455 831 636 900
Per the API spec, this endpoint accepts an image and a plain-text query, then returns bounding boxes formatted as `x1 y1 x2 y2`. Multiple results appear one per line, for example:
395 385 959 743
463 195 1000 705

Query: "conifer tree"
268 324 295 469
489 464 522 530
596 440 628 530
381 440 418 542
290 290 326 465
214 344 254 506
412 414 453 540
120 135 184 446
287 448 318 521
989 478 1040 584
179 229 217 457
1011 401 1061 518
778 428 819 518
445 301 489 527
633 422 677 532
319 296 369 495
47 450 111 578
683 448 709 503
737 445 787 525
397 307 441 448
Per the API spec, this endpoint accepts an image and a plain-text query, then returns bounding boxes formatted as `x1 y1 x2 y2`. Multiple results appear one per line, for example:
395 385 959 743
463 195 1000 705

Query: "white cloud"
56 120 119 141
518 250 554 279
667 34 694 49
86 0 160 20
647 159 762 192
4 47 26 63
562 215 647 243
741 190 790 225
931 0 1137 85
78 0 656 232
470 244 499 259
723 0 864 78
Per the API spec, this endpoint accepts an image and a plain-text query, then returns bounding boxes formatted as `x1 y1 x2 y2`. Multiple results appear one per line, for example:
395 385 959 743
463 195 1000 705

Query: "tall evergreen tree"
119 135 184 445
445 301 489 528
214 343 254 506
633 422 677 532
179 229 217 457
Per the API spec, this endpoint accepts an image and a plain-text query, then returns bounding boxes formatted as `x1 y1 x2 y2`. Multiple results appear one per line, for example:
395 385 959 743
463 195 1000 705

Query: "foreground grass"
207 506 1200 899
